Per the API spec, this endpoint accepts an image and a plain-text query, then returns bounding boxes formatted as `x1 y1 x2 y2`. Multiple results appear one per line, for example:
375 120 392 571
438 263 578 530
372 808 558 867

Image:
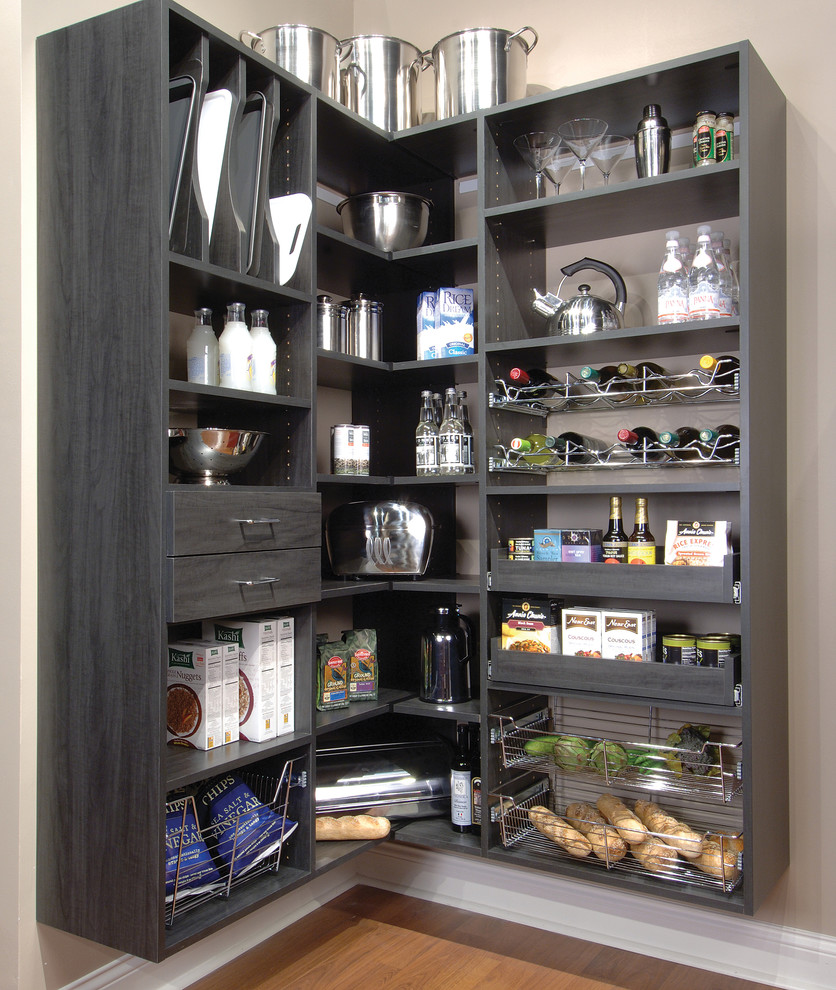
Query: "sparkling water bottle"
657 232 689 324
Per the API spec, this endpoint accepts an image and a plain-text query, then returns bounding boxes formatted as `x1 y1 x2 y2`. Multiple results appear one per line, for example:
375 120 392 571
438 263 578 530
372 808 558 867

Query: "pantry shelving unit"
37 0 786 964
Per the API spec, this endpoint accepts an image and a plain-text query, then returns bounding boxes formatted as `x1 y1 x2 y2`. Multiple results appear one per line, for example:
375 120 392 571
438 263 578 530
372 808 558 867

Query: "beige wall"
11 0 835 985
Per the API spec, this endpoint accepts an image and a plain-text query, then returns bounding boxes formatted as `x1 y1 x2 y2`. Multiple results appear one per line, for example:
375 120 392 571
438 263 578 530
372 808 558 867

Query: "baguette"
629 835 681 874
528 805 592 858
633 799 704 860
693 838 741 883
596 793 648 845
315 815 391 841
565 801 627 865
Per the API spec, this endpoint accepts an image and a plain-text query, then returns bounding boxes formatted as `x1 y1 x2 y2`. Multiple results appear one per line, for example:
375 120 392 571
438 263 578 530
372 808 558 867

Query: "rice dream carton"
561 607 603 658
166 641 223 751
435 287 475 358
417 291 437 359
204 618 277 743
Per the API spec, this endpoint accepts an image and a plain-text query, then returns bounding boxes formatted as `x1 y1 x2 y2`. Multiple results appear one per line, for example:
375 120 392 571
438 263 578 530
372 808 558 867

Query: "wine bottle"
658 426 702 460
580 364 636 402
555 431 606 465
509 367 566 401
699 353 740 391
451 722 472 834
616 426 665 462
469 723 482 836
619 361 673 390
510 433 559 465
627 496 656 564
699 424 740 461
602 495 629 563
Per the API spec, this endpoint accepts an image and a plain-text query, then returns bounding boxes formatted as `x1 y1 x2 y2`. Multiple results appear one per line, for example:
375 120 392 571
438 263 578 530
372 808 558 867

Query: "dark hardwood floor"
185 884 779 990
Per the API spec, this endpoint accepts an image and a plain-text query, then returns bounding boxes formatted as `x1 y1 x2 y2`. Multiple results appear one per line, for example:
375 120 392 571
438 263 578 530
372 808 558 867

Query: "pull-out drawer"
167 547 320 622
165 491 321 556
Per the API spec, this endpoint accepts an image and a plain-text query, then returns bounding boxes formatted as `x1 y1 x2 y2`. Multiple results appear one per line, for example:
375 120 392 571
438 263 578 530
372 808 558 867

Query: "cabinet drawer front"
167 548 320 622
166 491 321 555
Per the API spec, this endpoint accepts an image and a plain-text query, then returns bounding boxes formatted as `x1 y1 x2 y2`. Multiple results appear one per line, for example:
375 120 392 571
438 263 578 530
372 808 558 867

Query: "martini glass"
557 117 608 191
543 144 577 194
590 134 633 186
513 131 562 199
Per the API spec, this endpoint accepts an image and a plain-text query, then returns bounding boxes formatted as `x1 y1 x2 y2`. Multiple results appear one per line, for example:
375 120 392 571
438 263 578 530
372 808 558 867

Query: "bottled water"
657 232 689 324
724 237 740 315
688 226 720 320
186 307 219 385
711 231 734 317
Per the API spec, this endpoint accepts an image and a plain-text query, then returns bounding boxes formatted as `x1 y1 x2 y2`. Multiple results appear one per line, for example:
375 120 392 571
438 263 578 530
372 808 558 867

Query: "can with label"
331 424 356 475
696 634 735 668
661 634 697 665
693 110 717 167
715 112 735 163
354 424 370 476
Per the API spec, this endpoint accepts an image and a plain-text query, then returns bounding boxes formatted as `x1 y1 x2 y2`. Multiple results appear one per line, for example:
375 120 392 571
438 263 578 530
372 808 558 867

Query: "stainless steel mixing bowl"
336 191 431 252
168 428 267 485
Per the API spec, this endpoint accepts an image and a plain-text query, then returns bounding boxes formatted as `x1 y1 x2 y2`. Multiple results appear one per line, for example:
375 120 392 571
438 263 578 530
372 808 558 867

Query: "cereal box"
271 616 295 735
182 638 239 745
167 641 223 751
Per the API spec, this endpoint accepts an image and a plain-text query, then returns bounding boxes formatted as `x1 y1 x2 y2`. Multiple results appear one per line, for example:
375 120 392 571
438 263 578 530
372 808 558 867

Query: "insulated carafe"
420 606 473 704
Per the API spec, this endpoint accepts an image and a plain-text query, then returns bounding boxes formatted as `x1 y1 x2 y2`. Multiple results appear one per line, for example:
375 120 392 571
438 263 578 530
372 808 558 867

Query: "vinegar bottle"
627 496 656 564
451 722 472 834
602 495 629 563
249 309 277 394
218 302 253 391
186 307 219 385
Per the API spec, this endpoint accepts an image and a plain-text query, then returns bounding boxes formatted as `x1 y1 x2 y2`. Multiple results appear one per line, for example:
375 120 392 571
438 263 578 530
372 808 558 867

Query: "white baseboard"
63 846 836 990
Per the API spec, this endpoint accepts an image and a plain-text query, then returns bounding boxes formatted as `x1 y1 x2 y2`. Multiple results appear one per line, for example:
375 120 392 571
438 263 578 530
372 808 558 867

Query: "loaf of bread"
315 815 391 841
565 801 627 865
634 799 704 860
596 793 648 845
693 838 741 882
629 834 681 873
528 805 592 858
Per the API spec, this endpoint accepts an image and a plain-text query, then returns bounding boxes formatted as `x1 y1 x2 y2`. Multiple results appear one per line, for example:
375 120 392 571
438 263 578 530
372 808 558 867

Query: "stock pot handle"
342 61 367 97
505 26 539 55
420 50 434 70
239 30 266 55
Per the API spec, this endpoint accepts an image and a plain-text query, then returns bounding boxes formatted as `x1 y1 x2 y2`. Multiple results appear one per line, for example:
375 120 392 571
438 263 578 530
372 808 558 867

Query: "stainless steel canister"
240 25 342 99
428 26 538 120
339 35 424 131
317 294 340 350
343 295 381 359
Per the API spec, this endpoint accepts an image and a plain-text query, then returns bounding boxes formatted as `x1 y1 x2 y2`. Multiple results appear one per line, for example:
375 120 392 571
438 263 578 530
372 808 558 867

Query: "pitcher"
420 605 473 704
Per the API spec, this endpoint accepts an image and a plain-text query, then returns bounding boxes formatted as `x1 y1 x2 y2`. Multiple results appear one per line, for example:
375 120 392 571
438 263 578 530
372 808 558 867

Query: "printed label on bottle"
439 432 463 468
471 775 481 825
689 283 720 319
694 124 715 165
658 289 689 324
602 542 628 563
416 435 438 469
451 769 472 826
627 544 657 564
715 128 729 162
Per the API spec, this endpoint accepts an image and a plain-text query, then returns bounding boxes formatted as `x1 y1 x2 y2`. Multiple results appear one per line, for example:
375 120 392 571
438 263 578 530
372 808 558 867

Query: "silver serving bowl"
168 428 267 485
336 191 431 252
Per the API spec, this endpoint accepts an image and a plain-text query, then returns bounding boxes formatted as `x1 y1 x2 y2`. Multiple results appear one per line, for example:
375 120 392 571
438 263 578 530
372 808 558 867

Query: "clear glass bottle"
510 433 559 465
688 226 721 320
627 496 656 564
186 307 218 385
710 231 734 317
415 389 440 476
724 237 740 315
457 389 474 474
658 232 689 324
439 387 465 475
249 309 277 394
218 302 253 391
432 392 443 427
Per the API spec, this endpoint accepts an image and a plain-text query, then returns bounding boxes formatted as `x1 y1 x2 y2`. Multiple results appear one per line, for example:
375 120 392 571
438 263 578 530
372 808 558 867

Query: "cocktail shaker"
634 104 670 177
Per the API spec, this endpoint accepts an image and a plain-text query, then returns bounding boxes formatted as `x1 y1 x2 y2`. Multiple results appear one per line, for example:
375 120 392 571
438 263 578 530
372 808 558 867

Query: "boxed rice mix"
665 520 732 566
561 607 602 658
167 641 223 751
601 609 656 662
204 618 277 743
502 597 562 653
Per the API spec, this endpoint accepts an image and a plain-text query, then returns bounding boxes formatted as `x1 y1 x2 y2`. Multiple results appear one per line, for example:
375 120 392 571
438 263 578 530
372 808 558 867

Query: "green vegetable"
524 734 562 757
553 735 590 772
626 746 663 776
589 740 628 776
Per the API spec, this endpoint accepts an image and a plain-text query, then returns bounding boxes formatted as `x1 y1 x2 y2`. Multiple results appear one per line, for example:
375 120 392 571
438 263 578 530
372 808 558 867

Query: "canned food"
661 634 697 665
331 424 356 475
696 634 735 668
354 424 370 476
715 112 735 163
693 110 717 167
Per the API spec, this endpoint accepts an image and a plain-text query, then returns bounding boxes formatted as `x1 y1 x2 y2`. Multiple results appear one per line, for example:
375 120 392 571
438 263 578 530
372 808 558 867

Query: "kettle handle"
456 606 474 664
560 257 627 312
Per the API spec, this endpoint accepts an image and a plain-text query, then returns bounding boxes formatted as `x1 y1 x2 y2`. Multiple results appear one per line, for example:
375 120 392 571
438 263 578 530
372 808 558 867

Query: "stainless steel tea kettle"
419 605 473 704
532 257 627 336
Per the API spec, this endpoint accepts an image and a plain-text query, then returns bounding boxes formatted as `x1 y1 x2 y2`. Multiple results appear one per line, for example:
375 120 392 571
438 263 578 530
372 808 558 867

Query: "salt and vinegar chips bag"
165 796 222 901
343 628 378 701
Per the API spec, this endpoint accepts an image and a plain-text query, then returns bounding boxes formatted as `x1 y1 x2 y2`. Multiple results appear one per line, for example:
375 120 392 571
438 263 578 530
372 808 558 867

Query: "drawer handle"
235 577 281 587
234 517 282 525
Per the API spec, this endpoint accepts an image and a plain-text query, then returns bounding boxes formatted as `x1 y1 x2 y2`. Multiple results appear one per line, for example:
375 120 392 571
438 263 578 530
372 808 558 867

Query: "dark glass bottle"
451 722 472 833
699 424 740 460
627 496 656 564
699 354 740 391
580 364 636 402
658 426 702 460
469 723 482 836
616 426 665 462
509 367 564 399
555 431 607 465
602 495 629 563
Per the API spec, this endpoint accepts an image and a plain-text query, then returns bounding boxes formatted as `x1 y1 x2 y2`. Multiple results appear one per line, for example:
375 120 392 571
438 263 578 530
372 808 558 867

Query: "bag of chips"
165 796 222 901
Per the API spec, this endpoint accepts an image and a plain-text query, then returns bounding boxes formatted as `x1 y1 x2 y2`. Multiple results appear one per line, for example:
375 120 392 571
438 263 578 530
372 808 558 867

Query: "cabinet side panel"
37 1 167 960
739 44 789 912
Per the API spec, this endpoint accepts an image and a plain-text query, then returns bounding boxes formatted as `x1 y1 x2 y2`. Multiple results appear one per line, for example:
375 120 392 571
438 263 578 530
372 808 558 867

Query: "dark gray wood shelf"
169 380 312 410
320 578 391 599
392 817 483 856
315 688 415 735
166 731 312 790
393 696 481 722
